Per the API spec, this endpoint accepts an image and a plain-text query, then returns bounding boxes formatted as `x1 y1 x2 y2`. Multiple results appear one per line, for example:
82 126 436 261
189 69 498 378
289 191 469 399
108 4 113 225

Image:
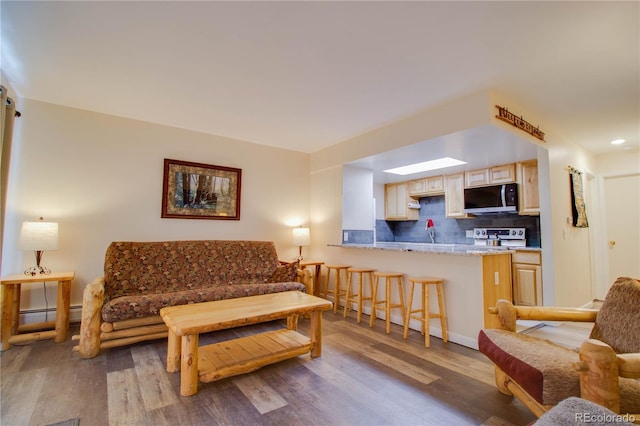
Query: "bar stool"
322 264 351 313
370 272 406 334
403 277 448 348
343 267 375 323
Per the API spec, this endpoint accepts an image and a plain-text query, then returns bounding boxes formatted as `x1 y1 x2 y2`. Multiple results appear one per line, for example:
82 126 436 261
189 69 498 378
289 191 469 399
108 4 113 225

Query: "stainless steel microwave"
464 183 518 214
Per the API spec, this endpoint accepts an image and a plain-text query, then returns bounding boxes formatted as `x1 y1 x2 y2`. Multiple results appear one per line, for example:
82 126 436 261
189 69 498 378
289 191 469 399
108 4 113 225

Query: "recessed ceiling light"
611 139 626 145
384 157 467 175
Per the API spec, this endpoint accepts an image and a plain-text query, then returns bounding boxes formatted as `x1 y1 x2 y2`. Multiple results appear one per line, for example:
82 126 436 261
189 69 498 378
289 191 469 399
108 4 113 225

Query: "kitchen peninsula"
327 242 513 349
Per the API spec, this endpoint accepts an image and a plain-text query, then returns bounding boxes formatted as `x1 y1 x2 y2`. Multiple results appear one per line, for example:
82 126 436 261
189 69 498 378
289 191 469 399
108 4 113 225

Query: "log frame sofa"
73 240 312 358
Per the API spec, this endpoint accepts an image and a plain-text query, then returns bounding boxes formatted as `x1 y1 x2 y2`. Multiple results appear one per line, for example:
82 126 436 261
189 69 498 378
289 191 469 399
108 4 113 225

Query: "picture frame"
161 158 242 220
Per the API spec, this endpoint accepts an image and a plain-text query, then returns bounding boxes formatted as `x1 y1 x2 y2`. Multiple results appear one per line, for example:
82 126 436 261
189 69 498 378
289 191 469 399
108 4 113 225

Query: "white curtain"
0 85 20 272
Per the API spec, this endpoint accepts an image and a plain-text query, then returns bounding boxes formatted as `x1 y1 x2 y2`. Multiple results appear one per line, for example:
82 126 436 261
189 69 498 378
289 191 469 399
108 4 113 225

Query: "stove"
473 228 527 247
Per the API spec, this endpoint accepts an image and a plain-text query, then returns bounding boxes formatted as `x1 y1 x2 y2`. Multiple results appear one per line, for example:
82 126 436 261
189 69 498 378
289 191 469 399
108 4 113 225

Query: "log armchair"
478 276 640 420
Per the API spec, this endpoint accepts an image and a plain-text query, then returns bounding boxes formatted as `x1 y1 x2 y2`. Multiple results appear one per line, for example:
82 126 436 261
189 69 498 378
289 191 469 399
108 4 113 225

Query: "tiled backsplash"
381 195 540 246
343 195 541 247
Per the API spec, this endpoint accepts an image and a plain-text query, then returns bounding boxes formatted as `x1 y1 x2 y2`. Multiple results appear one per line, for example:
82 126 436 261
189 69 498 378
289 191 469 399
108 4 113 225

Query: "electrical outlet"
343 231 349 242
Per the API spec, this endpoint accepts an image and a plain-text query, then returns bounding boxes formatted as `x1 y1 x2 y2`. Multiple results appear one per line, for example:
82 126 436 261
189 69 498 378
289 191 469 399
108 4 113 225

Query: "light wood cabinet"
385 182 419 221
512 250 542 306
482 253 513 329
444 173 471 218
517 160 540 215
408 175 444 197
465 163 516 188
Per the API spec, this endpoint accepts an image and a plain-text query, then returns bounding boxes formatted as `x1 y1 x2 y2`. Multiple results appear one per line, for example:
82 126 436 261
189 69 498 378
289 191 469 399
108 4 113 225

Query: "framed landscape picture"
161 158 242 220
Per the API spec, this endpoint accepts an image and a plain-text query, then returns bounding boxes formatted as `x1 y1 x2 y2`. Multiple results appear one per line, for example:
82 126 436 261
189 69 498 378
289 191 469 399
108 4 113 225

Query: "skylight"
383 157 467 175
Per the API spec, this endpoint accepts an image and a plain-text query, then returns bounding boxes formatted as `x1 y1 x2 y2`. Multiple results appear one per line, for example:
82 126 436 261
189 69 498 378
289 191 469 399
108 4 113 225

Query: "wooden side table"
299 261 324 297
0 271 74 351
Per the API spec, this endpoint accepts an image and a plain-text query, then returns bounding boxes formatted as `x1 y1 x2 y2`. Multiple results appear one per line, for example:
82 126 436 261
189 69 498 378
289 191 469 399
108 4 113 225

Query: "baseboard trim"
19 304 83 325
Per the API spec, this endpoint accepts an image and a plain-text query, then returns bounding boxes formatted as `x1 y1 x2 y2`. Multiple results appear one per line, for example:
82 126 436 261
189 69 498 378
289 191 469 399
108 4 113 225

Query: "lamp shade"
292 227 310 246
19 220 59 251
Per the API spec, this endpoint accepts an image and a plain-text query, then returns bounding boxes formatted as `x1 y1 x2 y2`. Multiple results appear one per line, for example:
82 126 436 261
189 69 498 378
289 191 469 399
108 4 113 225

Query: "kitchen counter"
331 242 516 256
324 242 515 349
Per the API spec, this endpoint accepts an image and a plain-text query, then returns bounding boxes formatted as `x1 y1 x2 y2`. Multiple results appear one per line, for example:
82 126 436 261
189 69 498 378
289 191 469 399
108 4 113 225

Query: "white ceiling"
2 1 638 157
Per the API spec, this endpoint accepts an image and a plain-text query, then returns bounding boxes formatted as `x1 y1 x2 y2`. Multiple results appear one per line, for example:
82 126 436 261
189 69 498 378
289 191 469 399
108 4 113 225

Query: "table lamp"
292 226 310 261
19 217 59 275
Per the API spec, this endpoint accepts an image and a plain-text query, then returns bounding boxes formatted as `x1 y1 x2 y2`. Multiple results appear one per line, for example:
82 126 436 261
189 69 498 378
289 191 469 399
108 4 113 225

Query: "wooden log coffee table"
160 291 332 396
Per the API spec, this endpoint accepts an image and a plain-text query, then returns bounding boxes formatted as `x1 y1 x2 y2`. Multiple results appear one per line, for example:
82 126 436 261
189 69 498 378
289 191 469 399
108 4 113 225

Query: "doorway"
603 173 640 290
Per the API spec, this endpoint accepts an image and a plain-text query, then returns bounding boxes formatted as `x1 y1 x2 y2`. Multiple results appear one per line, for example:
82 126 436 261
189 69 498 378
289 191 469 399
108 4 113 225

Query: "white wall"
2 99 310 313
342 166 373 231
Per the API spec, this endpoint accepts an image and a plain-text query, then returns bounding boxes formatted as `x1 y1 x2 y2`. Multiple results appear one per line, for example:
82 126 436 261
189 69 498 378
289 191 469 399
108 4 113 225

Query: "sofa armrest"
296 268 313 295
77 277 105 359
488 299 599 331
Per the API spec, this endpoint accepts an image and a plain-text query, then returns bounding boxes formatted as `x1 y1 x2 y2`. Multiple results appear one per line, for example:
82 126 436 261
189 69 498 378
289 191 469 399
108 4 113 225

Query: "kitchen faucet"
426 219 435 243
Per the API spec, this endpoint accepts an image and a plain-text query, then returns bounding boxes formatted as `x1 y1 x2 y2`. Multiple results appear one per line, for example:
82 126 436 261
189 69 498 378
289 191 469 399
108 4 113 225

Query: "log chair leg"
494 366 514 397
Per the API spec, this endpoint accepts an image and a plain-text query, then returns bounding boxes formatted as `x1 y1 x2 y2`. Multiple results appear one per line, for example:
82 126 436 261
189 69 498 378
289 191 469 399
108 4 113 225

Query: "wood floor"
1 310 537 426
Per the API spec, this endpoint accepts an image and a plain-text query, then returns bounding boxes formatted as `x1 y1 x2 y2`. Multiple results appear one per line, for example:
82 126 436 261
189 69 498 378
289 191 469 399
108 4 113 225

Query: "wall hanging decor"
162 158 242 220
568 165 588 228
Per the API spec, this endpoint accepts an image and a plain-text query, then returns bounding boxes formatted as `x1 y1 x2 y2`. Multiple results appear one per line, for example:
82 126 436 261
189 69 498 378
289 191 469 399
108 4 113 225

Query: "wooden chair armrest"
617 353 640 378
574 339 621 413
488 299 598 331
511 306 598 322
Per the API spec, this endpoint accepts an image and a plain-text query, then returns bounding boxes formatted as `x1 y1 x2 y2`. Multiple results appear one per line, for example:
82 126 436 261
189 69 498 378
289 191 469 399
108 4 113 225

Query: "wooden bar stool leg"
397 277 406 332
333 270 340 313
356 273 364 324
436 282 448 343
420 283 426 336
403 280 415 339
424 282 431 348
343 272 352 318
369 275 379 328
384 277 391 333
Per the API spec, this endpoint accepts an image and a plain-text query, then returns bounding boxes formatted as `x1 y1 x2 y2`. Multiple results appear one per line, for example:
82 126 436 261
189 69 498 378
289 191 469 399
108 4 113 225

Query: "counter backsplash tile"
376 195 541 247
342 229 374 244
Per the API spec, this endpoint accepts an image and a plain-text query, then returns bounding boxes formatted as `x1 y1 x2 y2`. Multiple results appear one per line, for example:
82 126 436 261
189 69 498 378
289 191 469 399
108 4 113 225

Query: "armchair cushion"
478 329 640 413
589 277 640 354
533 397 635 426
478 328 580 406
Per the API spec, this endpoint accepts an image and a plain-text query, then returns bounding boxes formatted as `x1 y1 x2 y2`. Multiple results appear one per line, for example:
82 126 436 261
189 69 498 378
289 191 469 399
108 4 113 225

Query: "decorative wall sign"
495 105 545 141
162 159 242 220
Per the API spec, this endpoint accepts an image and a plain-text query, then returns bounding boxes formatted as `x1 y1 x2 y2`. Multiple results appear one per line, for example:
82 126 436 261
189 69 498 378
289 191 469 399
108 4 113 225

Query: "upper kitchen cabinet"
444 173 471 219
385 182 419 221
465 163 516 188
517 160 540 215
408 175 445 197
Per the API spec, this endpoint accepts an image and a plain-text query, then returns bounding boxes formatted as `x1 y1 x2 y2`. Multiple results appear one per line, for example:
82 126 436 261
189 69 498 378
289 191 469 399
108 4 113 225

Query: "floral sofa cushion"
102 281 306 322
104 240 281 302
267 261 299 283
101 240 306 322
